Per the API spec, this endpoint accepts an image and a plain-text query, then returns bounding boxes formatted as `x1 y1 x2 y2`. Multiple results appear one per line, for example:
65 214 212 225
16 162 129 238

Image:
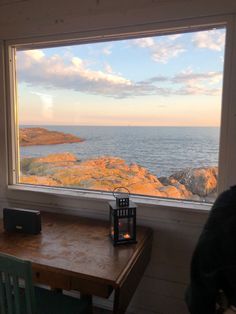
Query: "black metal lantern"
109 188 137 246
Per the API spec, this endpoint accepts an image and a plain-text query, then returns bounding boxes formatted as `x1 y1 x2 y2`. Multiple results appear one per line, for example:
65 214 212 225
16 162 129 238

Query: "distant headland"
19 127 83 146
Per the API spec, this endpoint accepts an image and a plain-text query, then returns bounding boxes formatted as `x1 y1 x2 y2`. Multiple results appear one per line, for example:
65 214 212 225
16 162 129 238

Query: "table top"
0 211 152 288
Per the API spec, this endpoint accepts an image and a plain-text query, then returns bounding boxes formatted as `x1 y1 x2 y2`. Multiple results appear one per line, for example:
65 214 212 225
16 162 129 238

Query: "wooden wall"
0 0 236 313
0 0 236 40
128 208 206 313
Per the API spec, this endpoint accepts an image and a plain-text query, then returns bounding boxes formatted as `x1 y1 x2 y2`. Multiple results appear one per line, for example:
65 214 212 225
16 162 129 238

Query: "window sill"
6 183 212 216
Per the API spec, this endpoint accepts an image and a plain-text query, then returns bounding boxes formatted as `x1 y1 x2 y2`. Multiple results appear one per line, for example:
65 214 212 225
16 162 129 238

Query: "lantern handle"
113 187 130 198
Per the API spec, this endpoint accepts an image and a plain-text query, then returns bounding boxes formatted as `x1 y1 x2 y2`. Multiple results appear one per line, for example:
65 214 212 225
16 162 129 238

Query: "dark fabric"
185 185 236 314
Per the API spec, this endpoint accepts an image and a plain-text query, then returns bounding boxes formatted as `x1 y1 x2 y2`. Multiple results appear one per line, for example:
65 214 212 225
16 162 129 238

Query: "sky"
16 27 226 126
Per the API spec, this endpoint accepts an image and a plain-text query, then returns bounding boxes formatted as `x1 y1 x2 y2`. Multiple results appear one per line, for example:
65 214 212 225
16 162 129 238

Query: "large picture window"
14 26 226 203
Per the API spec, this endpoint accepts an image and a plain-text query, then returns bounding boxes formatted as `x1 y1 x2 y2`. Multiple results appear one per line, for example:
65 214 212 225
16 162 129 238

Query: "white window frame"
1 14 236 217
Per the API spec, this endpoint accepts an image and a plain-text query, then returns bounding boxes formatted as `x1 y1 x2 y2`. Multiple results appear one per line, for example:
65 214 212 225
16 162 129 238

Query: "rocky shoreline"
19 127 83 146
20 152 217 202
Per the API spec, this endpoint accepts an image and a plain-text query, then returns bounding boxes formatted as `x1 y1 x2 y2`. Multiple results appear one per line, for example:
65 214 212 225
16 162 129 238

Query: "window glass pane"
16 27 226 203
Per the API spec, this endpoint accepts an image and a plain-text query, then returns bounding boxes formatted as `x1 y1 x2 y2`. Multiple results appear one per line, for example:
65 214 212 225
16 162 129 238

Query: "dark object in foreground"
3 207 41 235
185 185 236 314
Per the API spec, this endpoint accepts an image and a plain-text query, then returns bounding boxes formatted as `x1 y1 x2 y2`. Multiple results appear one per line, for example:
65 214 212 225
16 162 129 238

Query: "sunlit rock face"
36 153 78 163
19 128 83 146
20 175 60 186
167 167 218 196
20 152 218 202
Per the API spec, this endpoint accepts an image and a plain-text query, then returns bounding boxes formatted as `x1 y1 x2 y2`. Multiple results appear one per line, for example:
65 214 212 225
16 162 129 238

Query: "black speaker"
3 208 41 235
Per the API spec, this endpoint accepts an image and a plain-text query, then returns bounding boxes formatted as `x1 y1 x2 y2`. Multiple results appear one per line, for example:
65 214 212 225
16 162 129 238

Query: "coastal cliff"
20 152 217 202
19 128 83 146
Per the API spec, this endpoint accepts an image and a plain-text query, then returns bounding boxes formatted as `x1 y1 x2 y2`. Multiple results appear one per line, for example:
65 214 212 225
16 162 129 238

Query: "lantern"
109 188 137 246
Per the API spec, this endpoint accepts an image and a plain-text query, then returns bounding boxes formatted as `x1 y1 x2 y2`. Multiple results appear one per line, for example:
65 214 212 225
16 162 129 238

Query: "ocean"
20 126 220 178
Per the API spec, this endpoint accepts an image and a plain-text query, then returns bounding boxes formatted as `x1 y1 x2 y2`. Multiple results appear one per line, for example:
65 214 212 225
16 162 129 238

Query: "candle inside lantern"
111 227 114 237
123 233 131 239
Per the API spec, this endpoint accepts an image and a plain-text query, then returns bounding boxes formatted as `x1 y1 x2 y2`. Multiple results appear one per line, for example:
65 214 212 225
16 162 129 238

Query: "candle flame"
123 233 131 239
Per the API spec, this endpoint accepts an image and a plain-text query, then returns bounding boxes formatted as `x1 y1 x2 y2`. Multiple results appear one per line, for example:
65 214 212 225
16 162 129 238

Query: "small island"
19 127 83 146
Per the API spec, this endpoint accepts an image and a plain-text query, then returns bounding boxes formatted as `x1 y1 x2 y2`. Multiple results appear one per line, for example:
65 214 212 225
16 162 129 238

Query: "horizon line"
19 124 220 128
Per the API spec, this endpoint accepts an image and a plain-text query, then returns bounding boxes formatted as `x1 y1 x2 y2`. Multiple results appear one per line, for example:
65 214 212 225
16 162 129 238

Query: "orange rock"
169 167 218 196
36 152 77 163
20 153 218 201
159 185 192 199
20 175 61 186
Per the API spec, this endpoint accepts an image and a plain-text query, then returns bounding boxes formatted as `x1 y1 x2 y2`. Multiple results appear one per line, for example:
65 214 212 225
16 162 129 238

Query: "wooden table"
0 212 153 313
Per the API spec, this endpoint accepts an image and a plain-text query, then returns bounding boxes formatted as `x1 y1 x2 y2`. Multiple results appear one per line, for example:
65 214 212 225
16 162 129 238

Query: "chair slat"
5 273 13 314
0 272 6 314
12 275 21 314
25 281 33 314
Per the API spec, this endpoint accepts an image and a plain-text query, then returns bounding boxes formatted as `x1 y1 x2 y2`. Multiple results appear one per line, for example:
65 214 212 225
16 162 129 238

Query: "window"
9 24 226 204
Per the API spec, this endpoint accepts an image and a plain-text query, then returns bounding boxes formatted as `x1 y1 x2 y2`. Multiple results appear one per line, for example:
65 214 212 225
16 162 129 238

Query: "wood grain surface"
0 211 153 310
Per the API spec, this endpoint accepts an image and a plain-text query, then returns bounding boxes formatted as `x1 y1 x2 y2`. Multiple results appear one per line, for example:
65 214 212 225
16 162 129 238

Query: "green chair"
0 253 92 314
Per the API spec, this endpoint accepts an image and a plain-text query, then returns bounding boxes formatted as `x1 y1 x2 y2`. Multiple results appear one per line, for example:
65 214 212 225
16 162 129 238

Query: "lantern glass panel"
118 217 134 241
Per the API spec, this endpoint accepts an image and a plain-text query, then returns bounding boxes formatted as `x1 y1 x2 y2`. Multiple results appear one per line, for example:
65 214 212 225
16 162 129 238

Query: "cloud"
102 45 112 55
144 68 223 96
104 63 113 74
133 36 185 63
134 37 155 48
151 42 186 63
17 50 222 98
167 34 183 41
25 50 45 61
17 50 132 97
31 92 54 119
16 49 45 70
32 92 53 105
149 70 223 96
173 70 222 84
192 29 225 51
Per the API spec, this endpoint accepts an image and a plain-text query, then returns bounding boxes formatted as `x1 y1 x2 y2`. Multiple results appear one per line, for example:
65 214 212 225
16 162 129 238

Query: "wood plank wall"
0 0 236 313
128 211 206 313
0 0 236 39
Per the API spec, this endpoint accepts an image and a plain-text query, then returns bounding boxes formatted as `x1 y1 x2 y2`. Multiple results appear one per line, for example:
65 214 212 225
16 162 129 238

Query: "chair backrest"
0 253 37 314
